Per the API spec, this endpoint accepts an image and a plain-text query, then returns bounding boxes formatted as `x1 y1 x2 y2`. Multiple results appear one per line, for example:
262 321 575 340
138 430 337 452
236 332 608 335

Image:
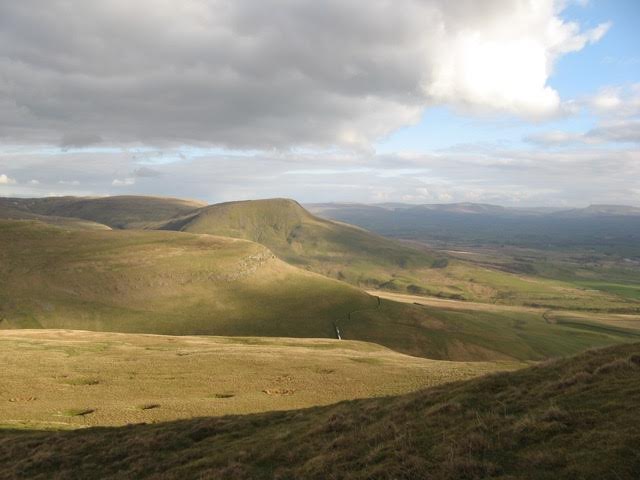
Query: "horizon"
1 1 639 206
1 192 638 211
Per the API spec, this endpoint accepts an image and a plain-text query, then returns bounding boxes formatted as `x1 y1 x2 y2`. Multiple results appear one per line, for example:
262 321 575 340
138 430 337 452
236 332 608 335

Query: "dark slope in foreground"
2 343 638 480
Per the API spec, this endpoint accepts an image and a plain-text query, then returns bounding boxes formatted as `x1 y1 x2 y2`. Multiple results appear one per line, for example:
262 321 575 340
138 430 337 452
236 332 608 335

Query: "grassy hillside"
0 220 374 339
0 195 205 229
0 219 635 361
341 297 639 361
4 195 637 311
2 343 638 479
160 198 640 312
0 204 110 231
160 197 437 271
0 330 509 429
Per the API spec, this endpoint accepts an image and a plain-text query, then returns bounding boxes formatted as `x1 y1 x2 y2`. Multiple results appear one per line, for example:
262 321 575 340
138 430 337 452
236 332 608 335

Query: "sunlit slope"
160 197 437 272
1 219 636 361
0 195 205 229
0 330 510 429
2 343 638 479
0 220 374 338
159 198 640 311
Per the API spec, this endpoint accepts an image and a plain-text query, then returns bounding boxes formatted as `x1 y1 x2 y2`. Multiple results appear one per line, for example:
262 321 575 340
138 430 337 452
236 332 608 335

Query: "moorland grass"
0 220 636 361
1 342 637 479
0 330 510 429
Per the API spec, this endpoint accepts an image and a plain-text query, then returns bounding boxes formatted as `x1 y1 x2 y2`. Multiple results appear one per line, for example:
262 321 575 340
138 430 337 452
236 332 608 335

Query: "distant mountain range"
309 202 640 217
307 202 640 251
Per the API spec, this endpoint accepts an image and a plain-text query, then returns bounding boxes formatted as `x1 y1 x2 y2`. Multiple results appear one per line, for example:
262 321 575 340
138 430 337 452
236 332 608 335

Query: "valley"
0 195 638 478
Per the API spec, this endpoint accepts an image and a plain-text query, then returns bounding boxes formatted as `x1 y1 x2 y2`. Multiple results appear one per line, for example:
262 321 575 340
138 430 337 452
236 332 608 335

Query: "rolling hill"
0 204 111 231
1 219 635 361
4 196 638 310
308 201 640 252
2 342 638 479
0 195 205 229
158 197 438 272
156 198 640 312
0 219 374 339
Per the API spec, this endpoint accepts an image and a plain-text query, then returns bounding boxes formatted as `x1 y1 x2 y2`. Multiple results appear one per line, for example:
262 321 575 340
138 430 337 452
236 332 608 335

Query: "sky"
0 0 638 206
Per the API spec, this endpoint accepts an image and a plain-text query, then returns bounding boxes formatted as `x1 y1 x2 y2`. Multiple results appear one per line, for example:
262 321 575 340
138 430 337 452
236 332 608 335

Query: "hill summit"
159 198 437 280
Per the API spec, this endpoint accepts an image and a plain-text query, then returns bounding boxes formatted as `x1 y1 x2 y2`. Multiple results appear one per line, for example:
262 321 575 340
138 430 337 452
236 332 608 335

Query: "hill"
0 204 111 231
2 342 638 479
1 219 634 361
159 197 439 282
0 195 205 229
0 219 374 339
0 329 508 429
4 196 638 311
159 198 640 311
308 201 640 252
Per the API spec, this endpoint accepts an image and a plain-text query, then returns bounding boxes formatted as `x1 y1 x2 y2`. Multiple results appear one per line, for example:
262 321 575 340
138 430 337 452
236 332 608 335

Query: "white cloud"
2 145 638 206
28 179 40 185
0 174 17 185
0 0 609 149
112 178 136 187
587 84 640 117
526 83 640 146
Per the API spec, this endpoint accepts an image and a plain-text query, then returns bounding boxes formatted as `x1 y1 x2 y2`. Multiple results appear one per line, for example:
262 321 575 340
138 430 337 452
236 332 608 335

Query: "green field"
2 342 637 479
0 330 511 430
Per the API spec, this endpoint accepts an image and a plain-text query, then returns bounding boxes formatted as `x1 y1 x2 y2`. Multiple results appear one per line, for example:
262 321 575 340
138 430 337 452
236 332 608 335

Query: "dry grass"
0 342 637 479
0 330 513 429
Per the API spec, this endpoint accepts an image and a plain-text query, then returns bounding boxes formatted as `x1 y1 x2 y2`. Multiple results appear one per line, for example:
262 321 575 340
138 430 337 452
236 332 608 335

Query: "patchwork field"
0 330 512 429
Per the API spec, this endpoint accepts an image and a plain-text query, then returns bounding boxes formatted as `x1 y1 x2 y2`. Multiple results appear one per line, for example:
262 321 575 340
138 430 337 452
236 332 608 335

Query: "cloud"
60 133 103 149
526 83 640 146
586 84 640 117
526 119 640 146
133 167 163 178
0 0 608 149
0 174 17 185
112 178 136 186
1 144 638 206
586 120 640 143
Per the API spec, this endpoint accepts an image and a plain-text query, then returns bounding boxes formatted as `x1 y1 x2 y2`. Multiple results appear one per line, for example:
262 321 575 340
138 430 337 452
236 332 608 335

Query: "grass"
0 220 375 339
340 296 640 361
0 219 635 361
0 342 638 479
0 195 205 229
4 196 639 312
158 198 640 312
0 330 511 429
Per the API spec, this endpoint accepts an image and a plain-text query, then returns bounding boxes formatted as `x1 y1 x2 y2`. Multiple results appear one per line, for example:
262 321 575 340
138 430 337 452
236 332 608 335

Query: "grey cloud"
60 133 103 149
586 121 640 143
0 0 605 149
2 146 639 206
133 167 163 178
525 119 640 146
